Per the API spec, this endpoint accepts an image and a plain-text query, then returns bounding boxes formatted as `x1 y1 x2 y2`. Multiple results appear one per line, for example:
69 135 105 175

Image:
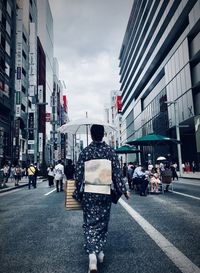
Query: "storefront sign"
28 112 34 140
38 133 43 152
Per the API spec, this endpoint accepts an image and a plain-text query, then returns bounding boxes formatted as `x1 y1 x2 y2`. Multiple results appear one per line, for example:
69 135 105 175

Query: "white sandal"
97 251 104 263
88 253 97 273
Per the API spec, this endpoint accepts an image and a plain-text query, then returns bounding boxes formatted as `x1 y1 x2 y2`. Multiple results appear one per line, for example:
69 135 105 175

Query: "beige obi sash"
84 159 112 194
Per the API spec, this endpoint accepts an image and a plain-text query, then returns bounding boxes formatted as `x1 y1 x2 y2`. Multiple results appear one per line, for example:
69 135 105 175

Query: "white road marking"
176 181 200 186
171 190 200 200
0 188 22 196
119 198 200 273
44 188 56 196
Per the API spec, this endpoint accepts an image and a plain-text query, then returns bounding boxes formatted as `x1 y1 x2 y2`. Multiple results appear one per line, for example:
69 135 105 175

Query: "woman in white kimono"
73 124 129 273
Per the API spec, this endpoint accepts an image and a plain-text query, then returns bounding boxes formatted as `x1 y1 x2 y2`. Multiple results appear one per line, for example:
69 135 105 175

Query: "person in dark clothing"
122 163 127 178
65 159 75 180
132 166 149 196
73 124 129 273
33 163 39 188
170 163 178 180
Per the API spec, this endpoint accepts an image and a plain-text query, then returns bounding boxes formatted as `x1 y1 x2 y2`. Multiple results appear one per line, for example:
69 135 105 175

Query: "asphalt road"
0 178 200 273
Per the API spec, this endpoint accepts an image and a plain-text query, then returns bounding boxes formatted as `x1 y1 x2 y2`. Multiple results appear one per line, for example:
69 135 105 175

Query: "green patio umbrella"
115 145 141 154
115 145 141 165
126 133 181 146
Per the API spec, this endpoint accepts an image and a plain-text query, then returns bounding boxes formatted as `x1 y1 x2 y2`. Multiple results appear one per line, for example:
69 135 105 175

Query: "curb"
0 178 47 194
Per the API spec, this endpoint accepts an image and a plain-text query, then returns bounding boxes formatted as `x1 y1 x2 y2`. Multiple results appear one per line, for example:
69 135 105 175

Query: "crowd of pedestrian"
122 160 180 196
0 162 28 188
0 159 76 191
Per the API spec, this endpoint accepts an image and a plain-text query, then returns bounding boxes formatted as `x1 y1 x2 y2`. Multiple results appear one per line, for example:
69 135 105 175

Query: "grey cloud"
48 0 133 120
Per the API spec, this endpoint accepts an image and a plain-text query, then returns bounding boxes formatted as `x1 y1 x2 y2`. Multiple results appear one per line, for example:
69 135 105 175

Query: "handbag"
65 180 82 210
111 189 122 204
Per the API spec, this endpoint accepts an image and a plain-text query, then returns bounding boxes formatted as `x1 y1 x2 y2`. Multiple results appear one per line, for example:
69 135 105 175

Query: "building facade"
13 0 38 166
37 0 54 163
0 0 16 166
119 0 200 168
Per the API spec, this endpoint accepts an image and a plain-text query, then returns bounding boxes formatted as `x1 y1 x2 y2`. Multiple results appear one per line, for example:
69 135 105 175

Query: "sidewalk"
0 176 46 194
178 171 200 180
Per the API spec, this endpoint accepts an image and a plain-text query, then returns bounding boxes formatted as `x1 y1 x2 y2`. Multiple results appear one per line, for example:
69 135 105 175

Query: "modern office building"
119 0 200 168
37 0 54 142
14 0 37 165
0 0 16 166
37 37 46 167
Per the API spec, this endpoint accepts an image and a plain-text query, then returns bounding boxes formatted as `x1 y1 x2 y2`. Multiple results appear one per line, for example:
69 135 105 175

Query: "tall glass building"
119 0 200 167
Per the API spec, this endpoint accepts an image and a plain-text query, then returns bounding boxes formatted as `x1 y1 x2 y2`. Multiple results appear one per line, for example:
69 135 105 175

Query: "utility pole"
165 101 183 177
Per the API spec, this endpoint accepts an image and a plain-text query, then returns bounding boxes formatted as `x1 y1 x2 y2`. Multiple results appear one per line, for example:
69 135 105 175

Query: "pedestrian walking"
192 161 196 173
73 124 129 273
54 160 64 192
186 162 190 173
1 163 10 187
64 159 75 180
33 163 39 188
14 165 22 186
127 162 134 190
47 164 54 187
170 163 178 180
9 164 15 183
27 163 36 189
122 162 128 178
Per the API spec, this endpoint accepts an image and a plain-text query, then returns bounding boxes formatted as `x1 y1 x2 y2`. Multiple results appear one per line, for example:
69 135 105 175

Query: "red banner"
46 113 51 122
63 95 68 113
116 96 122 112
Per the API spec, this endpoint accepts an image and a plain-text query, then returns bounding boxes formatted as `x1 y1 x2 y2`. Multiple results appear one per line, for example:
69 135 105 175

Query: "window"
6 21 11 36
6 2 12 17
1 35 5 49
2 14 6 28
22 68 26 77
22 85 26 93
22 33 27 43
5 41 10 56
21 104 26 112
5 62 10 76
22 50 27 60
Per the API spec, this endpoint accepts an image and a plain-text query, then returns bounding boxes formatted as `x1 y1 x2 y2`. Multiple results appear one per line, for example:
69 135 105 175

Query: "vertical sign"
28 112 34 144
14 119 20 158
63 95 67 113
29 23 37 96
15 8 23 93
116 96 122 113
38 133 43 152
38 85 43 103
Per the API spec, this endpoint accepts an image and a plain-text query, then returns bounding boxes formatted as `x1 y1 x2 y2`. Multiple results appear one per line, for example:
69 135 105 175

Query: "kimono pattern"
73 141 127 254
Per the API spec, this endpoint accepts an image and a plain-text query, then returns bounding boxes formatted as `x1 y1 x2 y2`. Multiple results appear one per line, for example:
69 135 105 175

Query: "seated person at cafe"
132 165 149 196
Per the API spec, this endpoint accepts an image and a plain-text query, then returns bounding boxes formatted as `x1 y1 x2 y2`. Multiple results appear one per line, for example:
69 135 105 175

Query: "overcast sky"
49 0 133 121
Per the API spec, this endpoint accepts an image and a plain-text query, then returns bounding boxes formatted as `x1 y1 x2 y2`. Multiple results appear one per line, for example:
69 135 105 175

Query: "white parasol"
58 117 116 145
156 156 166 161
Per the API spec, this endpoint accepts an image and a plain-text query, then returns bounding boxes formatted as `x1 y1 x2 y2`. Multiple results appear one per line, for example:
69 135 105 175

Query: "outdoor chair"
160 170 173 193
